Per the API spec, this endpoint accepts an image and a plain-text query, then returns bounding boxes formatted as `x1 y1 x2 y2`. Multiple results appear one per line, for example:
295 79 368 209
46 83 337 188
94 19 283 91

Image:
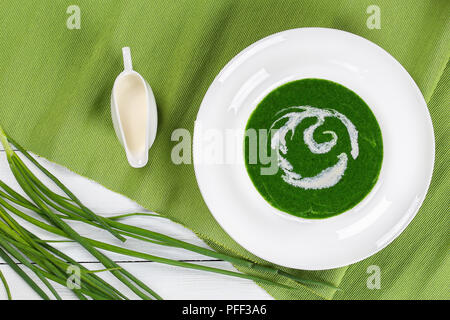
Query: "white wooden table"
0 146 272 300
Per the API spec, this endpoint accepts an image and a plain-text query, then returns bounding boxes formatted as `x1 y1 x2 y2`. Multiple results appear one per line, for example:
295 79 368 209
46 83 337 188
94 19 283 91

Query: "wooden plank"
0 261 272 300
0 152 212 262
0 147 17 151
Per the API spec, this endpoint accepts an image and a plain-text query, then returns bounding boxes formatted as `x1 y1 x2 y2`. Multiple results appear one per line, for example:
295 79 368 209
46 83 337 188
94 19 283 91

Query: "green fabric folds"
0 0 448 299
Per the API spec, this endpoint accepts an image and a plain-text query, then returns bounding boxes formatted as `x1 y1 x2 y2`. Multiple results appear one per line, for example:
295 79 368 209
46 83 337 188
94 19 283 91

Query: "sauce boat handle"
122 47 133 71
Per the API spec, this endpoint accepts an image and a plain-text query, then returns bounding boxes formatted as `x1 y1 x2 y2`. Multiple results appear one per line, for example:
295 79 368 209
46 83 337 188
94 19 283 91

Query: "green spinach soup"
244 79 383 219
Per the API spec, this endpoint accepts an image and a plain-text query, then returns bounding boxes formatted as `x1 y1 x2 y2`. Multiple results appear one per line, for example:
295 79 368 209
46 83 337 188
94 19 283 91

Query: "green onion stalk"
0 125 339 299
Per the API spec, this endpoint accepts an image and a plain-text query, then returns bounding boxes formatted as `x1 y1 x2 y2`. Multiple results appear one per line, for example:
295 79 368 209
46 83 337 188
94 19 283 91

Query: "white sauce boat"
111 47 158 168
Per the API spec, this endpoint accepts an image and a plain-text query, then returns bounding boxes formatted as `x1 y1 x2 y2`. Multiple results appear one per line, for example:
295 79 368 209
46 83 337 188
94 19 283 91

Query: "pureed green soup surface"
244 79 383 219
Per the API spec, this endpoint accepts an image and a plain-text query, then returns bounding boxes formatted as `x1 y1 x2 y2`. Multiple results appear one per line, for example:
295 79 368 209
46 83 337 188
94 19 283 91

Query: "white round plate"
193 28 434 270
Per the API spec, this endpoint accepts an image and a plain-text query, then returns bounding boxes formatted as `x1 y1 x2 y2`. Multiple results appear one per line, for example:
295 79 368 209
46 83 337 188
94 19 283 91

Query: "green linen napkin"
0 0 448 299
